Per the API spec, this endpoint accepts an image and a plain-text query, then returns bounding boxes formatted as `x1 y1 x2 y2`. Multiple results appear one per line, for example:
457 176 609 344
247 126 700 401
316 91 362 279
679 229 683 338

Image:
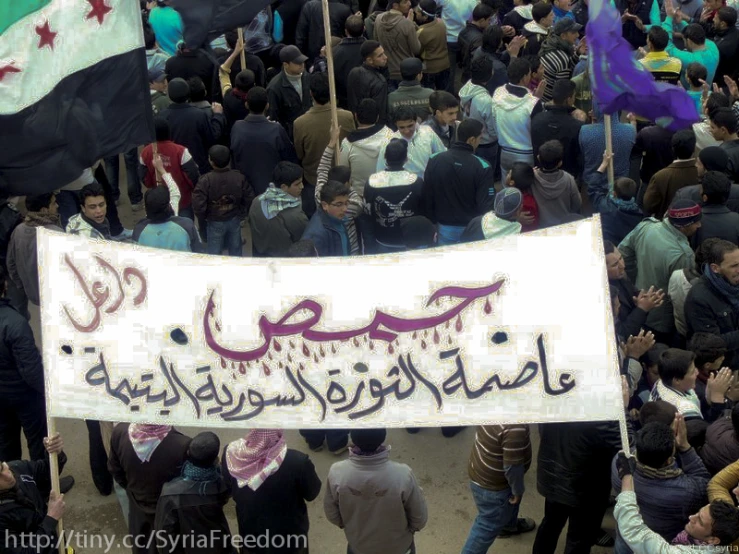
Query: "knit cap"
667 199 702 228
494 187 523 219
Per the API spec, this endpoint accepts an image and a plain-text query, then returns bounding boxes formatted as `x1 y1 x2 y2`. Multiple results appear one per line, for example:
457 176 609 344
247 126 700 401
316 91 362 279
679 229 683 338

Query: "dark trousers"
128 494 157 554
447 41 460 94
86 419 113 495
422 69 451 92
302 182 317 219
532 498 608 554
0 390 47 461
105 148 142 204
475 142 499 170
299 429 349 452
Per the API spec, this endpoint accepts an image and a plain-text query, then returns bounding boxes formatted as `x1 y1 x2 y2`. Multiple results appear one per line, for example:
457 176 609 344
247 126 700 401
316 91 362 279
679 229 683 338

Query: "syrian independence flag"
0 0 154 196
172 0 273 49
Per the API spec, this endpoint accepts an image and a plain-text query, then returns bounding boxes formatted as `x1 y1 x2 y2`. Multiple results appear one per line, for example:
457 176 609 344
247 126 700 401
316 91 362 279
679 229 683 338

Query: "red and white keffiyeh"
225 429 287 491
128 424 172 463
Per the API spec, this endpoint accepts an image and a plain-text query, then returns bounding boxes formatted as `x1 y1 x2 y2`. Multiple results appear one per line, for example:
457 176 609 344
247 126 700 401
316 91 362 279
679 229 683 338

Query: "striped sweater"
468 424 532 491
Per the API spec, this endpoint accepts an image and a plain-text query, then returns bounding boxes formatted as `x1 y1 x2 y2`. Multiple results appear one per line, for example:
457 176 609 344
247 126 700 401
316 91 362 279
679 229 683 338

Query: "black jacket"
685 275 739 369
722 139 739 183
693 204 739 247
159 103 227 175
423 142 496 226
214 51 266 92
458 23 484 82
0 453 67 554
611 276 648 340
537 420 631 507
296 0 352 62
572 0 589 28
266 70 313 140
714 26 739 86
531 105 584 178
0 299 43 396
301 209 348 256
675 183 739 214
333 37 366 109
165 50 217 100
230 114 299 196
223 448 321 553
155 475 235 554
192 168 255 222
600 206 644 246
347 64 389 123
615 0 654 48
633 125 675 200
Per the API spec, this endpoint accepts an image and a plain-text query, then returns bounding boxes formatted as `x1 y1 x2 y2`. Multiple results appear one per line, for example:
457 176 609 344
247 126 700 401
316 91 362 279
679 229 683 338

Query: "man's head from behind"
80 183 107 225
187 76 207 103
470 55 493 86
552 79 576 107
401 216 437 249
167 77 190 103
482 25 505 52
507 57 532 87
355 98 379 127
494 187 523 222
685 502 739 545
639 399 677 427
667 199 702 237
246 86 269 115
635 422 675 469
701 171 732 206
400 57 424 82
385 138 409 170
188 432 220 468
209 145 231 170
698 145 729 177
273 161 303 198
613 178 637 202
707 239 739 286
457 118 483 151
350 428 386 453
684 23 707 51
26 193 58 215
154 117 171 142
671 129 697 161
310 72 330 105
144 184 172 223
647 26 669 52
537 140 564 171
345 14 365 37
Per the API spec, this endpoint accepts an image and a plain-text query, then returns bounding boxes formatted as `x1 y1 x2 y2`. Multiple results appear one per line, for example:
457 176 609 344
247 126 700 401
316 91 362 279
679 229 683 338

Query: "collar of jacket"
317 208 344 231
451 141 474 152
309 103 332 113
340 37 366 45
644 50 670 60
661 217 691 243
348 448 390 465
544 104 575 114
669 159 696 168
398 80 422 89
168 102 191 109
347 122 386 143
245 114 268 123
362 62 383 74
280 70 305 88
701 203 731 213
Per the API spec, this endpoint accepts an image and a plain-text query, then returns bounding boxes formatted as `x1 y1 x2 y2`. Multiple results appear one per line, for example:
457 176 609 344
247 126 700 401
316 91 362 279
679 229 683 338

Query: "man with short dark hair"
693 171 739 245
424 90 461 147
154 432 234 554
296 0 352 63
532 139 582 227
192 145 254 256
531 78 584 177
388 58 435 120
333 15 367 109
159 78 226 175
539 18 586 102
458 3 494 82
294 73 355 216
611 420 710 554
375 0 422 88
231 87 299 196
459 56 499 167
301 180 354 256
685 239 739 369
267 45 313 140
661 6 719 86
423 118 495 245
701 404 739 475
639 27 682 85
66 182 113 240
713 7 739 85
249 162 309 256
341 99 395 196
347 40 390 122
644 129 699 218
149 66 171 116
165 41 217 101
215 30 266 90
522 2 555 57
711 107 739 181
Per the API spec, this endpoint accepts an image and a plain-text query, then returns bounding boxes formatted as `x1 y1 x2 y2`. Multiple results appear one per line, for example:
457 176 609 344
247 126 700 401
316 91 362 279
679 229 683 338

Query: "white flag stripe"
0 0 142 114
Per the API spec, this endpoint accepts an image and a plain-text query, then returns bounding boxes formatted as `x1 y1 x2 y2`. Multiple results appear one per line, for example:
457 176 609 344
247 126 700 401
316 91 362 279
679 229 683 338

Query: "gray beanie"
494 187 522 219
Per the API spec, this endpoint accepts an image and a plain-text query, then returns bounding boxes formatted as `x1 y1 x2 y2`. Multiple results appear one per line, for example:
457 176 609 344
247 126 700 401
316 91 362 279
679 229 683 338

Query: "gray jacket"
7 218 63 306
324 449 428 554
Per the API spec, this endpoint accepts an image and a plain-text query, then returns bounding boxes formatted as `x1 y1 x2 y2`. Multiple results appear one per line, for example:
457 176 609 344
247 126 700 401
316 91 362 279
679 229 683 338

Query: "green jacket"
618 217 695 334
151 91 172 116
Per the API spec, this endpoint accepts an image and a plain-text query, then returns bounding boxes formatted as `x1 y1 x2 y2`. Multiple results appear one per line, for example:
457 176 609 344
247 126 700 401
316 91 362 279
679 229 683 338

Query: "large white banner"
39 219 622 428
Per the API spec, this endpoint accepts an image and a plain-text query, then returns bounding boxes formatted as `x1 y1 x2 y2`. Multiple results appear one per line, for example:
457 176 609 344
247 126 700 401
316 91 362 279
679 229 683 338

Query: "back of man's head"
345 14 365 37
684 23 707 46
209 145 231 169
647 26 669 51
507 57 531 85
168 77 190 103
470 55 493 85
635 422 675 469
671 128 697 159
708 501 739 545
457 118 483 143
356 98 379 125
247 86 269 114
538 140 563 170
272 161 303 188
350 428 386 452
144 185 172 222
532 1 553 22
614 177 637 201
235 69 256 92
188 432 220 468
187 76 207 102
639 400 677 427
711 107 739 135
26 193 56 213
482 25 504 52
701 171 732 205
385 138 409 167
310 72 330 105
551 79 576 106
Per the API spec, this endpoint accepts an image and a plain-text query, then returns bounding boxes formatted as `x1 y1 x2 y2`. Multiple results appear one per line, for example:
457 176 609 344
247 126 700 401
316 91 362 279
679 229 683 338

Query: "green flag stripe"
0 0 53 36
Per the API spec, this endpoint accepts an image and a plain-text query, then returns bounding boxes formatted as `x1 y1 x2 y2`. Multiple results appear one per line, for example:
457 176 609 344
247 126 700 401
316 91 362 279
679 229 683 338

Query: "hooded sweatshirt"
532 168 582 227
492 84 540 154
340 124 396 196
461 212 522 242
459 81 497 145
375 10 422 80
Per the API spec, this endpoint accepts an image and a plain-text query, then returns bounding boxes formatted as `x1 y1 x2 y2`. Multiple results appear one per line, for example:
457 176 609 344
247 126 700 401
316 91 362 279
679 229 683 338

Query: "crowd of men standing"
5 0 739 551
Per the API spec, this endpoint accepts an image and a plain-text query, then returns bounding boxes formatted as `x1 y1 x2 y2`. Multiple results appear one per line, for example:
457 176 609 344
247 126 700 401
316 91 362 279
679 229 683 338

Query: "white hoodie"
459 81 497 144
340 124 396 197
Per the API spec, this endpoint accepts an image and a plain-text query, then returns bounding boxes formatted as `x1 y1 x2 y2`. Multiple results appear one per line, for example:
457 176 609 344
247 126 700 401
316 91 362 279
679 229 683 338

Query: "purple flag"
586 0 700 131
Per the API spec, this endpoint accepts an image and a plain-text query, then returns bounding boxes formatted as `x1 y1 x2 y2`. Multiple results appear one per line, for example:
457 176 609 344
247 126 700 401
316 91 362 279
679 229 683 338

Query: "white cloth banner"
39 219 622 429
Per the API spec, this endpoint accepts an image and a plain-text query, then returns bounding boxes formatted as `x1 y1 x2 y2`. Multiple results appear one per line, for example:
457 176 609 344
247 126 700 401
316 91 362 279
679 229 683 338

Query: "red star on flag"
35 20 58 50
86 0 113 24
0 64 21 83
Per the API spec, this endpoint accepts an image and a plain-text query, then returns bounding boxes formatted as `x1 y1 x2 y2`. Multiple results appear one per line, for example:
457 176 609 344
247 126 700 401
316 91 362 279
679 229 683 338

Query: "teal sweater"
662 18 720 85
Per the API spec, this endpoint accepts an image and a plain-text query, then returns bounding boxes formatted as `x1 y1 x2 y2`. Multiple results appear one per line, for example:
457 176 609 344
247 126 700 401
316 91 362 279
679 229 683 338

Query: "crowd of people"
5 0 739 551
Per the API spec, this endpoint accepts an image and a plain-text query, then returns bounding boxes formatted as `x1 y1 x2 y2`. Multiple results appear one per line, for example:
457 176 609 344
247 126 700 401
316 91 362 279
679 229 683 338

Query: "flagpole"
321 0 340 162
604 114 615 186
237 28 246 70
47 416 66 554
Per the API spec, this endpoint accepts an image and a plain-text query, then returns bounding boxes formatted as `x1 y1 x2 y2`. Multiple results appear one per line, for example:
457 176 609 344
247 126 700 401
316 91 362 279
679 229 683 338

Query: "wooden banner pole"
237 28 246 70
47 417 66 554
604 114 615 186
321 0 340 162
